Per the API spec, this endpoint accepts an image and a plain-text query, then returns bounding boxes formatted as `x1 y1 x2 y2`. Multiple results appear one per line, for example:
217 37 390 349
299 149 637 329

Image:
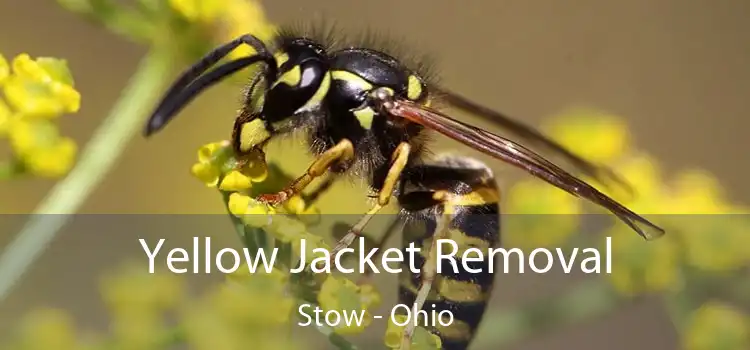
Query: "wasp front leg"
255 139 355 206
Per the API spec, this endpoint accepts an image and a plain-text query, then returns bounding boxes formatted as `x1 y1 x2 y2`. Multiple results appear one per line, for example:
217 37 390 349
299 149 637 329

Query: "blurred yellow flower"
317 275 378 335
7 118 78 178
384 314 443 349
664 170 731 214
543 107 630 164
1 52 80 179
684 301 749 350
0 54 8 84
169 0 225 22
208 273 295 327
504 179 582 249
4 54 80 118
217 0 277 60
110 312 165 350
183 269 299 350
17 308 79 350
100 264 185 317
0 98 11 135
605 226 682 296
601 153 665 208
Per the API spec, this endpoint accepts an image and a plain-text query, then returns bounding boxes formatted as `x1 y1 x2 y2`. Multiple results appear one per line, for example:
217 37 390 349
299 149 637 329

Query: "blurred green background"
1 0 749 349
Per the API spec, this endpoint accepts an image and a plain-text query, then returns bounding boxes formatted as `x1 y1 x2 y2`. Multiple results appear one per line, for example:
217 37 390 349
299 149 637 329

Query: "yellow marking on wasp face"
239 119 271 152
331 70 374 90
436 278 486 303
299 73 331 111
354 107 376 129
274 52 289 67
274 65 302 88
407 75 423 100
434 320 473 341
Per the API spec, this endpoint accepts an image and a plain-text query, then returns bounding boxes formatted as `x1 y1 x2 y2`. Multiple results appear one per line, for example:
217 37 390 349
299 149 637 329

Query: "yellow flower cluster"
0 53 80 178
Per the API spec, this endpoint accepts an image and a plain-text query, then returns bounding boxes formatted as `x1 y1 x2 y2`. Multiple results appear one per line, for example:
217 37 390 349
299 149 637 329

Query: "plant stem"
0 49 174 302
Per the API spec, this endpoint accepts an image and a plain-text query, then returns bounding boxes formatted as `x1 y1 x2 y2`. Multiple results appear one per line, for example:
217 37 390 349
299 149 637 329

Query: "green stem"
472 279 626 348
0 49 174 302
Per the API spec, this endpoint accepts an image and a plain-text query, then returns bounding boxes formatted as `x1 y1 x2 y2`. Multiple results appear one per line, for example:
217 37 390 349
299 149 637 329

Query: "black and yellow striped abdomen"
397 157 501 350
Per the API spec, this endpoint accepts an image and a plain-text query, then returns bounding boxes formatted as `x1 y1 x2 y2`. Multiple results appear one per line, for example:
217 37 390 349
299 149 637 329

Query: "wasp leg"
356 217 403 285
400 203 452 350
257 139 355 205
329 142 411 258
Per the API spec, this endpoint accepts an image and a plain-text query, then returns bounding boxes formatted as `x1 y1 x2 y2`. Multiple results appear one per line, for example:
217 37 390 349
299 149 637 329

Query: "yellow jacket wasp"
144 24 665 350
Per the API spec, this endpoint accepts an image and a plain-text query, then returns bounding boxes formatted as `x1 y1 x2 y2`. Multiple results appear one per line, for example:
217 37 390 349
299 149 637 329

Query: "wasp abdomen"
397 156 501 350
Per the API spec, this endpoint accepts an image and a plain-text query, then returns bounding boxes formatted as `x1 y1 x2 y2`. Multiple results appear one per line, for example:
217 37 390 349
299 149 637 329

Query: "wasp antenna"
144 56 271 137
144 34 277 137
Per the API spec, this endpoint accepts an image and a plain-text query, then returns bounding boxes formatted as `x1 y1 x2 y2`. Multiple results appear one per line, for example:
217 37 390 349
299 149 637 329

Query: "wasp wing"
384 98 665 240
434 88 633 196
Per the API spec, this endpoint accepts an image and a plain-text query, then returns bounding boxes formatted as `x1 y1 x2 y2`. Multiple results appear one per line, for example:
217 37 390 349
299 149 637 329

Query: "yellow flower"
227 192 276 227
0 98 11 135
317 275 377 335
190 140 268 189
0 53 8 84
24 136 77 177
217 0 277 60
169 0 225 22
17 308 78 350
191 162 221 186
605 225 682 296
543 107 631 164
657 170 748 271
683 301 749 350
210 272 294 327
384 315 443 349
110 312 165 350
4 54 80 118
7 118 78 177
504 179 582 249
359 283 382 310
602 153 665 208
665 169 730 214
219 170 253 191
100 264 185 316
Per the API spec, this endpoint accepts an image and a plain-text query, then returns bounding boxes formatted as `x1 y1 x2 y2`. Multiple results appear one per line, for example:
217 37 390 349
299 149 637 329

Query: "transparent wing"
384 98 665 240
